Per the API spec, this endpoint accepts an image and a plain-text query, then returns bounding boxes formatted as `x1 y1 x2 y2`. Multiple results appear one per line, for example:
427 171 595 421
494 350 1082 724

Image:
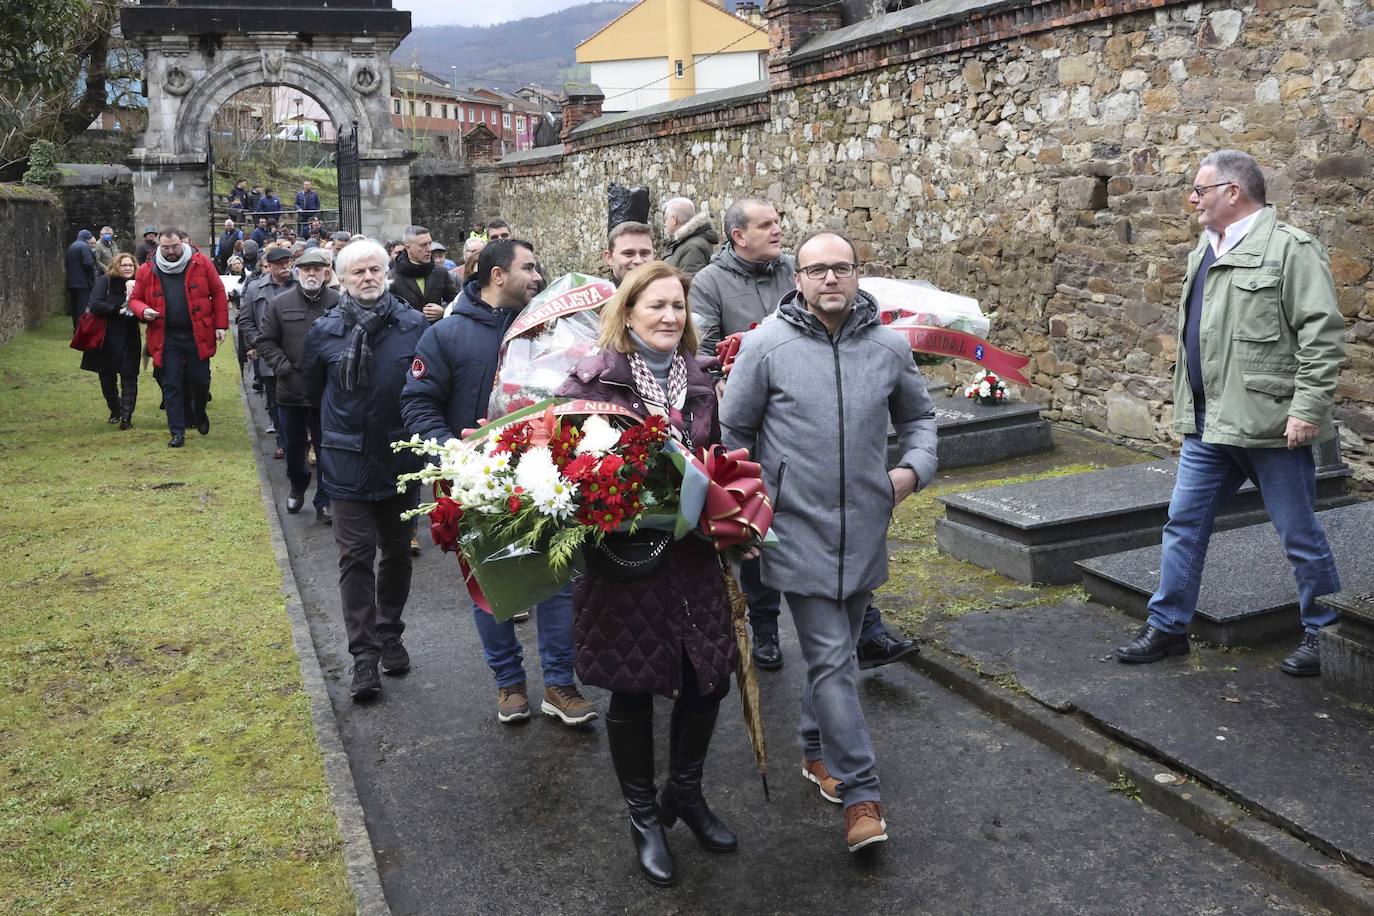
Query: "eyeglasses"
1191 181 1234 197
798 262 858 280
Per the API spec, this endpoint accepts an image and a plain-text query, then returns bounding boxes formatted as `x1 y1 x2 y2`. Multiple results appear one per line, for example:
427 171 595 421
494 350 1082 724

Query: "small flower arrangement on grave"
964 369 1010 406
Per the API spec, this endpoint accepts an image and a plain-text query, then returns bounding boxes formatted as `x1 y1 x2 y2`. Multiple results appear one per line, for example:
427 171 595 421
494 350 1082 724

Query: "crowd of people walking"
60 147 1349 883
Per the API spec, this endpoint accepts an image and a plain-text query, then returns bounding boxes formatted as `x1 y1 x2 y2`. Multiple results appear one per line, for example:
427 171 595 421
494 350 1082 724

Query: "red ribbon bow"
697 444 773 550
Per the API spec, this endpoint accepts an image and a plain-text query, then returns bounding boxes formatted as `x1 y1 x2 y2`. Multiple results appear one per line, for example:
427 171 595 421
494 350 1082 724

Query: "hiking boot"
1279 630 1322 677
350 653 381 701
857 629 920 670
801 757 842 804
380 636 410 675
497 682 531 723
845 801 888 852
541 684 598 725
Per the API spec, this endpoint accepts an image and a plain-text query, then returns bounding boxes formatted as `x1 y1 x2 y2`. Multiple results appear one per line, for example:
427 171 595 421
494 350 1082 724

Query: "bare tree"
0 0 135 177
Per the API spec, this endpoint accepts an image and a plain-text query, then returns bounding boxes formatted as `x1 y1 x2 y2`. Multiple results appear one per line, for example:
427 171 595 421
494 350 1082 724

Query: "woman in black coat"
81 252 142 428
556 261 740 887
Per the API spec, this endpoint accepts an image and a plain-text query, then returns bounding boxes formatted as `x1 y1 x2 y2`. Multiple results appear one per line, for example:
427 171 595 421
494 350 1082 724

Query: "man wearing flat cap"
255 246 339 522
239 244 296 455
134 226 159 266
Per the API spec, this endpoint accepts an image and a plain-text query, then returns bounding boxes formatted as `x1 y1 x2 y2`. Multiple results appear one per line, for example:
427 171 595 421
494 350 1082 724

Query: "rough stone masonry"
476 0 1374 484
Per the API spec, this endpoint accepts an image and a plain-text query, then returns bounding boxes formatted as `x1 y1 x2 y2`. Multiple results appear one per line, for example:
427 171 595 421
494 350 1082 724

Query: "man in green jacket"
1116 149 1346 676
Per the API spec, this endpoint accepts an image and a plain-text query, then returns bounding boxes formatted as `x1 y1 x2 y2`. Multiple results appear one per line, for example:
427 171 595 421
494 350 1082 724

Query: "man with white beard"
255 247 340 522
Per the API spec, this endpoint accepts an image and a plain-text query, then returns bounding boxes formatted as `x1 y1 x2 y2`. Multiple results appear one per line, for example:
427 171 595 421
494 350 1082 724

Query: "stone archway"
121 1 414 244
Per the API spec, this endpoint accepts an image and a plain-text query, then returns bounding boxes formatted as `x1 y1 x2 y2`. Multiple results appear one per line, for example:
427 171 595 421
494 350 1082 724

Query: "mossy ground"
0 319 351 914
879 418 1158 643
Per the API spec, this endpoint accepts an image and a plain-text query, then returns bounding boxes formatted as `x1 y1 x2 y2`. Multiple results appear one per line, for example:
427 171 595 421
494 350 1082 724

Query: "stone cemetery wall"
409 161 476 250
0 184 65 347
56 166 135 248
477 0 1374 484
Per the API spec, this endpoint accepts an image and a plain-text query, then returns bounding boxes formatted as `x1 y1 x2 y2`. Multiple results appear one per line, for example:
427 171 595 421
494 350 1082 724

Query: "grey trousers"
786 590 880 808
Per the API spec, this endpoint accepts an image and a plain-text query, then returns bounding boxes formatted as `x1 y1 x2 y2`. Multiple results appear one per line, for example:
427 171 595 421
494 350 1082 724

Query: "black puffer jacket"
301 292 428 501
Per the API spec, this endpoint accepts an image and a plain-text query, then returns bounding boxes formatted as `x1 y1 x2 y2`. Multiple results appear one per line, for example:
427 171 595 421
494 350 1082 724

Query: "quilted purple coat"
557 348 738 699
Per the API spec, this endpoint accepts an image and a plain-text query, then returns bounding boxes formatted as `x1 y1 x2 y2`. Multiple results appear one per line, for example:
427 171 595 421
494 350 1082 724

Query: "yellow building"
576 0 769 112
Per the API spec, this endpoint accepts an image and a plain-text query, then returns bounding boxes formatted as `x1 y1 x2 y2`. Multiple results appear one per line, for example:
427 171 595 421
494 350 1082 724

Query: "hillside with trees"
396 2 632 93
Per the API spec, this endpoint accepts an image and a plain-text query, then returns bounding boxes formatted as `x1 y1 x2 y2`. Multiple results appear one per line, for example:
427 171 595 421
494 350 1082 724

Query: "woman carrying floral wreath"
556 261 741 886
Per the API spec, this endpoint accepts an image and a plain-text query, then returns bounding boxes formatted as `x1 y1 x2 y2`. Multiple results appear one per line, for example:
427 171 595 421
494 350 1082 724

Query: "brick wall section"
0 184 66 347
478 0 1374 483
408 161 476 248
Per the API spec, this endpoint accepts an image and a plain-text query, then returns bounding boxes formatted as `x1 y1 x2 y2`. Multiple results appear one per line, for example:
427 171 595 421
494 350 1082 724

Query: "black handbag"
584 529 673 581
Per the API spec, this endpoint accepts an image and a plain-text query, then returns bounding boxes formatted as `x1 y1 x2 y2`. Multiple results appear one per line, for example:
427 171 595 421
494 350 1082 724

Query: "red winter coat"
128 250 229 369
557 348 737 699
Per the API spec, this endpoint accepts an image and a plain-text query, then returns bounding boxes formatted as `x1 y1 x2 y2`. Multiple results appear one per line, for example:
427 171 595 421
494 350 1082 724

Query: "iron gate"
335 121 362 235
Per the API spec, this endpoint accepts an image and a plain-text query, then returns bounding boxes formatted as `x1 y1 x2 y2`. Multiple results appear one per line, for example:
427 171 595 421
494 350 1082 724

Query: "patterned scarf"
336 293 394 392
628 348 688 431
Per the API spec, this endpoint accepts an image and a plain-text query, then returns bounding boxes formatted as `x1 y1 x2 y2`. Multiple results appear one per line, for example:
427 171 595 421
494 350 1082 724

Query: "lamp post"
450 65 457 90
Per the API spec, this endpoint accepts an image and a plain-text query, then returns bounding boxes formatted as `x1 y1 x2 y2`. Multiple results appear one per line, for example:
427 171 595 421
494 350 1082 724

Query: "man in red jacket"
129 228 229 448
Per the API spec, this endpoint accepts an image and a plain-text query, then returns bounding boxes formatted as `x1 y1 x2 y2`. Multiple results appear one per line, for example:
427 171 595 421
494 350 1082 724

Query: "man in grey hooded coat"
720 230 937 854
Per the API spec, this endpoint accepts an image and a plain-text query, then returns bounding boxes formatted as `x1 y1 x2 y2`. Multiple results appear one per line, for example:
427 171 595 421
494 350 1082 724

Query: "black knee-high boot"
604 713 675 886
658 700 738 852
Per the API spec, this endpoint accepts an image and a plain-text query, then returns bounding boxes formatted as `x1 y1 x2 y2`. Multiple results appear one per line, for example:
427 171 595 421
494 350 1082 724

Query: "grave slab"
1319 591 1374 706
937 458 1354 584
1076 501 1374 646
943 602 1374 874
888 396 1052 470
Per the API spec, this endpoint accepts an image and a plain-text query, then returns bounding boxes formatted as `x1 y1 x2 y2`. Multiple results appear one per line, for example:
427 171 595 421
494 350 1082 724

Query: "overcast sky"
393 0 589 28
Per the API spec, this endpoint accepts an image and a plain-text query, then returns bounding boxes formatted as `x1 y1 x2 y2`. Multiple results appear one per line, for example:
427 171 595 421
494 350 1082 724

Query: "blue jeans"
1146 413 1340 635
472 584 575 689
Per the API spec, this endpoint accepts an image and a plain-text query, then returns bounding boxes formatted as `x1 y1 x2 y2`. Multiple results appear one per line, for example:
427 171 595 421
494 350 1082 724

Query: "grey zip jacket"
720 289 938 600
689 244 797 358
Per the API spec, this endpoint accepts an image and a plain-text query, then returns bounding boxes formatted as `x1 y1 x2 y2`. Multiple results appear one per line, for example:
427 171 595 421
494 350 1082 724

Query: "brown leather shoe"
541 684 598 726
801 757 842 804
497 683 531 723
409 536 422 557
845 801 888 852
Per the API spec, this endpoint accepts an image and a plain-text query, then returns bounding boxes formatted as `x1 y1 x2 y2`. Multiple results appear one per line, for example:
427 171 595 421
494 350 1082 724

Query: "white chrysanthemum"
576 415 621 456
532 478 575 519
515 446 558 493
978 381 992 397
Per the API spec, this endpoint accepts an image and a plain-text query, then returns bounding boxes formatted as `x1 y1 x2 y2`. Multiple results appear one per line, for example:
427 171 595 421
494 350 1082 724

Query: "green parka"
1172 206 1346 448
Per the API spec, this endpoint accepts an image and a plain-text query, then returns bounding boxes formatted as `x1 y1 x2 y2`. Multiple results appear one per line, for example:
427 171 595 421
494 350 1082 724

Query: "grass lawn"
0 318 352 914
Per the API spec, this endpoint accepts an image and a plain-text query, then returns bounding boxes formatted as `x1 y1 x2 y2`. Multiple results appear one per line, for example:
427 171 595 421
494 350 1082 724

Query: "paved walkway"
244 388 1316 915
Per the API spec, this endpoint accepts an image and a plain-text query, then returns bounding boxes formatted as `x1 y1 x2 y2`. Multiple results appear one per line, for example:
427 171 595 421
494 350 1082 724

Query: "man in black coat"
64 229 98 329
303 240 429 701
133 226 159 265
399 239 597 727
388 225 457 323
257 247 338 522
239 245 295 451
